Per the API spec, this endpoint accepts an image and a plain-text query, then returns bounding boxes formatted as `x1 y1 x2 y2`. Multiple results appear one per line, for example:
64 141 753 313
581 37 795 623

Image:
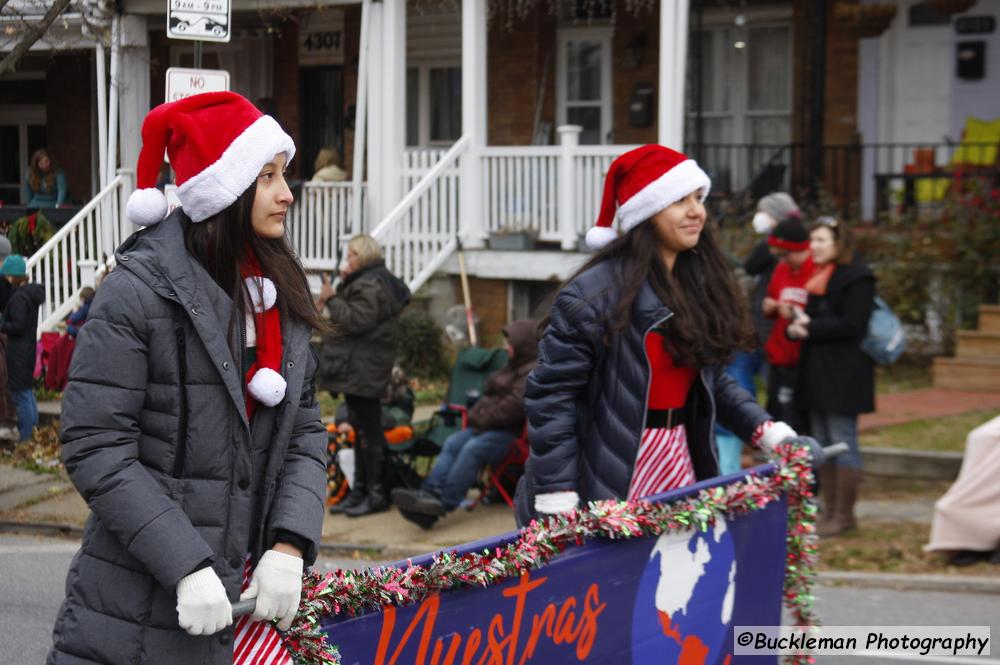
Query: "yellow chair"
916 116 1000 202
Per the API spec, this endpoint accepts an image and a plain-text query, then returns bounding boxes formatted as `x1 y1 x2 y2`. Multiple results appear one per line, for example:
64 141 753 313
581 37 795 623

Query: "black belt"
646 408 682 429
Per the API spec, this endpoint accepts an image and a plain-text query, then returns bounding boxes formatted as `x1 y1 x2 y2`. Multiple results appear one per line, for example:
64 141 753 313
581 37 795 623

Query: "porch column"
365 0 406 230
557 125 581 251
117 15 149 182
460 0 488 249
657 0 690 149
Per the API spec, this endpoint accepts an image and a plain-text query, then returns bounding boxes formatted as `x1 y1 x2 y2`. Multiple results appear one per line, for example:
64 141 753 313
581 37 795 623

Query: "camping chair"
387 345 509 484
463 423 530 511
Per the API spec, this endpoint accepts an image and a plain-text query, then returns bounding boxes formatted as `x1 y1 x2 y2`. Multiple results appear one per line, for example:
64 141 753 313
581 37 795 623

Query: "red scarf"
240 252 285 419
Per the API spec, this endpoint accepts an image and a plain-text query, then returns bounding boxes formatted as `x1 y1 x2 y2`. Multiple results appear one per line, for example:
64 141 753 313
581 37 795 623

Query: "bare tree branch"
0 0 74 75
0 1 12 15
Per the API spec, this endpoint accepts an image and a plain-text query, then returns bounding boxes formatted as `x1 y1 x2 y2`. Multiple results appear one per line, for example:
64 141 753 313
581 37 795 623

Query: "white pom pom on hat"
247 367 286 407
585 144 711 250
244 276 277 313
126 188 169 227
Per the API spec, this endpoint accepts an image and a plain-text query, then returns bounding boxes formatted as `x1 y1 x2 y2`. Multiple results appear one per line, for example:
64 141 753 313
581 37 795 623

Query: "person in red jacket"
762 218 814 432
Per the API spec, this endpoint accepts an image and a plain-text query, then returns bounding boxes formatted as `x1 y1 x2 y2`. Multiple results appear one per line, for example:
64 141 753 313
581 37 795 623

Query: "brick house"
1 0 997 337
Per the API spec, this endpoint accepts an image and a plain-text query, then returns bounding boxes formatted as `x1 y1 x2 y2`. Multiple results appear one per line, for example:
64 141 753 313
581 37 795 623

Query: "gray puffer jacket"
515 258 770 526
49 211 327 665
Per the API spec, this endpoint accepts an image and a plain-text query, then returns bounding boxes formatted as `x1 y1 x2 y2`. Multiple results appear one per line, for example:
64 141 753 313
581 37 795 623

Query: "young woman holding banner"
515 144 823 526
50 92 328 665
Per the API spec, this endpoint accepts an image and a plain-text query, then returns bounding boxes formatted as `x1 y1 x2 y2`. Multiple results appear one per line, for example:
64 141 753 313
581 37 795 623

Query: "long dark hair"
183 182 328 336
566 219 755 366
28 149 56 191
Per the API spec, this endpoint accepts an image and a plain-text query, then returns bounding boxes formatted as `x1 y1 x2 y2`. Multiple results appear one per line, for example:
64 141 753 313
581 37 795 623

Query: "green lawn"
861 409 996 453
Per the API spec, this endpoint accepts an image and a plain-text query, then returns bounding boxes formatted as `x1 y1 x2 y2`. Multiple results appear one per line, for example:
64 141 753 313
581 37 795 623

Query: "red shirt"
645 331 698 409
764 257 815 367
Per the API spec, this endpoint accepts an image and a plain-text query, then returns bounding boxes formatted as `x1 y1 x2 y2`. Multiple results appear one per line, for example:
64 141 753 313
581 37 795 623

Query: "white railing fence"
481 147 560 239
374 137 469 291
29 172 132 334
287 182 366 272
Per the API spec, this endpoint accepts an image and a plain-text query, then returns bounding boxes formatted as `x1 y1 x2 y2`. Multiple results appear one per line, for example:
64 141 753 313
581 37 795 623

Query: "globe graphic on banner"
631 518 737 664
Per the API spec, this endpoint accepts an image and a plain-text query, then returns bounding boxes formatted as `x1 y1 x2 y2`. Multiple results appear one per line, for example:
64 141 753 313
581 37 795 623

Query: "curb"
816 571 1000 595
2 520 996 594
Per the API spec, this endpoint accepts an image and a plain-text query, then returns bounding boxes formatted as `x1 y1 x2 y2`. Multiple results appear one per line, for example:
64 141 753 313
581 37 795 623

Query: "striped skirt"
233 559 292 665
628 424 697 500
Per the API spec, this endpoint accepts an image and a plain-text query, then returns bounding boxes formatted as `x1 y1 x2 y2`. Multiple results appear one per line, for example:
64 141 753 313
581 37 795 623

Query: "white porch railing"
29 172 132 334
287 182 367 271
374 137 469 291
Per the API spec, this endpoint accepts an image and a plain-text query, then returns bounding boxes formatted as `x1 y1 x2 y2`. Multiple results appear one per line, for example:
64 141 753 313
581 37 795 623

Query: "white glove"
176 567 233 636
534 490 579 516
756 421 797 454
240 549 303 631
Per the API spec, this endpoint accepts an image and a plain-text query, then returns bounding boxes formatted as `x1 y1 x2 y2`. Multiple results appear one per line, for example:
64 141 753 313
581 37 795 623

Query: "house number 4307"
303 31 341 50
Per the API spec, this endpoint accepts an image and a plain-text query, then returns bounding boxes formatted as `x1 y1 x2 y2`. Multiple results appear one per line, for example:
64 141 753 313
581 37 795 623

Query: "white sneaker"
0 426 18 442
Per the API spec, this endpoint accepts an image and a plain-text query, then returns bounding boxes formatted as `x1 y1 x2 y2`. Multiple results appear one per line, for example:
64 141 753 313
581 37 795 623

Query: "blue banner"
322 467 787 665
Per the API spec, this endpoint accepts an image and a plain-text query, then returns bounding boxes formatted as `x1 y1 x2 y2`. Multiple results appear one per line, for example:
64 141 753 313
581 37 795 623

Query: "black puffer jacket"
319 260 410 399
515 259 770 525
2 282 45 390
796 255 876 415
50 212 327 665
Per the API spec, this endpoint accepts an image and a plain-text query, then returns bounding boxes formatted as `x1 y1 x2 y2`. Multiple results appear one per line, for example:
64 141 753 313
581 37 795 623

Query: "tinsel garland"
282 443 820 665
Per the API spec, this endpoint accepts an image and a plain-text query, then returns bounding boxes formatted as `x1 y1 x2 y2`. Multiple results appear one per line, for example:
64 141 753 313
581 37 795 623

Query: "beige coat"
926 414 1000 553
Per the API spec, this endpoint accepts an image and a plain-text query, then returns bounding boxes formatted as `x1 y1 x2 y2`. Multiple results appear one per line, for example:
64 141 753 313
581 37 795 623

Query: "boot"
344 432 390 518
818 466 862 537
815 463 838 531
330 443 367 514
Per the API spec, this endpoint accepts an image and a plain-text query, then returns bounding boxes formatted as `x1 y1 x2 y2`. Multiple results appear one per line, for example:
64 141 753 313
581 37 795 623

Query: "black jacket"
319 260 410 399
2 282 45 390
796 255 876 415
744 239 777 346
515 259 770 525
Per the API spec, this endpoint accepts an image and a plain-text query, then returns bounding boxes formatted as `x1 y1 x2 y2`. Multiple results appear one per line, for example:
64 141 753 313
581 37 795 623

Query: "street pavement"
3 534 998 665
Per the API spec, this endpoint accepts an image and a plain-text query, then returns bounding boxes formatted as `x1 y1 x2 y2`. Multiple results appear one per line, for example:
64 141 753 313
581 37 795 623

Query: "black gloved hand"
780 435 825 470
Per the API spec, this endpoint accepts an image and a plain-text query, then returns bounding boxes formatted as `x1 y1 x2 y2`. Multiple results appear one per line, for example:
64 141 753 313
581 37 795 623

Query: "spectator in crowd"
736 192 803 392
925 414 1000 566
317 234 411 517
0 254 45 441
515 145 822 527
391 320 539 529
762 218 814 433
787 216 875 537
0 235 12 312
23 149 69 208
65 286 95 337
310 148 348 183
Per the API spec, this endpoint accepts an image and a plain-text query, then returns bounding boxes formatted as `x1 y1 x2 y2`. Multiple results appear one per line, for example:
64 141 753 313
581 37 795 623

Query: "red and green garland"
283 442 821 665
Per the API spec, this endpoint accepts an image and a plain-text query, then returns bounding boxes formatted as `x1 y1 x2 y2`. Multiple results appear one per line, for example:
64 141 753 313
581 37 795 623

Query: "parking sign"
167 0 231 43
165 67 230 102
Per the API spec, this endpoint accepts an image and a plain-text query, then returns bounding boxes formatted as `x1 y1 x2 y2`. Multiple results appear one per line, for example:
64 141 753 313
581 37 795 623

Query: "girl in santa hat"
515 144 823 525
50 92 328 665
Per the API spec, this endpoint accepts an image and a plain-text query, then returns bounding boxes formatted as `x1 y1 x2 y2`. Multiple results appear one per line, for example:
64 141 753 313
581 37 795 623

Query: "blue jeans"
10 389 37 442
809 410 862 469
422 428 517 511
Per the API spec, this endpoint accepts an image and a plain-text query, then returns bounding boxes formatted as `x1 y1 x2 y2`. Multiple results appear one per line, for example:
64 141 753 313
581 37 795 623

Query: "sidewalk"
860 388 1000 432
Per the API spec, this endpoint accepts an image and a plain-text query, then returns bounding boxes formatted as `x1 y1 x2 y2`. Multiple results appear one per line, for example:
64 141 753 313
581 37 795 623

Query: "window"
557 28 613 145
406 63 462 147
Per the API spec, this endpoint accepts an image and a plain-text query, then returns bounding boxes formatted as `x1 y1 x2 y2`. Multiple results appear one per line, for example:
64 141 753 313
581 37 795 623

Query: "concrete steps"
932 305 1000 391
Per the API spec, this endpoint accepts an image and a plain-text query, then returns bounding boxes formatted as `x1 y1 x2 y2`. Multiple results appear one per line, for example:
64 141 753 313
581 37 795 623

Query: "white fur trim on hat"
126 187 168 226
585 225 619 250
617 159 711 232
248 367 286 406
534 490 579 515
177 115 295 223
244 276 277 313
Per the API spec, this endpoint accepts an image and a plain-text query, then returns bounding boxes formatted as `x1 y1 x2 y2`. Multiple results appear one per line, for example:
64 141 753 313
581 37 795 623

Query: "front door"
557 27 613 145
299 66 345 180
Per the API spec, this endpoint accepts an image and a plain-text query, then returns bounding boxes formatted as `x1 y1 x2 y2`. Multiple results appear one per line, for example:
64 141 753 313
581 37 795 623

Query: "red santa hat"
586 144 711 250
126 91 295 226
241 252 285 418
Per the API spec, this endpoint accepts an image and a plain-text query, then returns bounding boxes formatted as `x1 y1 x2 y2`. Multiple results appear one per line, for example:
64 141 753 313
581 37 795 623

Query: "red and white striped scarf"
233 559 291 665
